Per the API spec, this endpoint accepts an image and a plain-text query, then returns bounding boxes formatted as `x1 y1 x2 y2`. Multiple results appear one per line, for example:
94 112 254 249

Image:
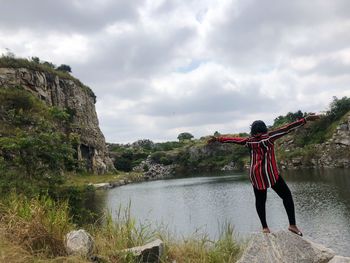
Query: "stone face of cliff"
0 67 114 174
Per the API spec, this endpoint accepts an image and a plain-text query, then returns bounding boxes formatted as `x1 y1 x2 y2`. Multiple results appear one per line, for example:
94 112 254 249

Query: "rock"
133 156 176 179
66 229 94 257
221 161 236 171
93 182 111 189
329 256 350 263
0 67 114 174
291 157 302 166
237 231 335 263
123 239 163 263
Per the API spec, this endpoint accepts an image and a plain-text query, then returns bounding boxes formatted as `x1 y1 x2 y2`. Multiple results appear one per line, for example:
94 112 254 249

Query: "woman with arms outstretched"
208 114 319 235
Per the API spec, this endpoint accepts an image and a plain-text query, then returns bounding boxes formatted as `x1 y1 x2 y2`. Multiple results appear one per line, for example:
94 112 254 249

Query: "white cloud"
1 0 350 143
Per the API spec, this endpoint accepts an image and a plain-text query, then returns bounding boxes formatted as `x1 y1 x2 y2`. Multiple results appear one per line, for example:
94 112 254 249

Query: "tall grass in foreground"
0 194 74 258
0 195 243 262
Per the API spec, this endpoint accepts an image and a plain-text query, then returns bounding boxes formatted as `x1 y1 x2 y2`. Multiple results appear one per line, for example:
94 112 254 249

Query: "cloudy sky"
1 0 350 143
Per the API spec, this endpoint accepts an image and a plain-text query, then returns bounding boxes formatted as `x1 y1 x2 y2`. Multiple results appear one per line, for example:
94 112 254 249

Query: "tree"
273 110 304 127
31 56 40 64
214 131 221 137
57 64 72 73
177 132 194 141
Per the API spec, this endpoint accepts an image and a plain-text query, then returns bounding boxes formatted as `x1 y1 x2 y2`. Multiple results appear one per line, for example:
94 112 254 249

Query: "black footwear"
288 228 303 237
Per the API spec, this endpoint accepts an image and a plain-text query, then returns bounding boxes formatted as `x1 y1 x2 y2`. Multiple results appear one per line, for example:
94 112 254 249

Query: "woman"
208 114 319 235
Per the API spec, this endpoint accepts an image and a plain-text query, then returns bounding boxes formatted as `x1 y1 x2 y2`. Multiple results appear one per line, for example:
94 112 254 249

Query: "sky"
1 0 350 143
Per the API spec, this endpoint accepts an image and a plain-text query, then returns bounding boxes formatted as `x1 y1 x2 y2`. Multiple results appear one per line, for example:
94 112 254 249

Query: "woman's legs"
271 176 296 225
253 187 269 230
253 177 301 234
272 176 302 235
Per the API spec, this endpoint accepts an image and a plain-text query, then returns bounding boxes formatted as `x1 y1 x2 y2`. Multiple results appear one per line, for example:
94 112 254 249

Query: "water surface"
96 169 350 256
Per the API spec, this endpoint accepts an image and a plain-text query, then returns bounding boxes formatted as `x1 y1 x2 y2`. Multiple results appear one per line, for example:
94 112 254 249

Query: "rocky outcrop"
0 67 114 173
278 113 350 169
133 156 177 179
238 231 350 263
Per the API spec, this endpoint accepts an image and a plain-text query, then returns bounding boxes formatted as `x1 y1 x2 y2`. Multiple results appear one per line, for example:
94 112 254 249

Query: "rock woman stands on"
208 114 320 235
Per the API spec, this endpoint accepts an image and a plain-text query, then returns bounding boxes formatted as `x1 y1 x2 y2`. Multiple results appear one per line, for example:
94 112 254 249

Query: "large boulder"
65 229 94 257
237 231 336 263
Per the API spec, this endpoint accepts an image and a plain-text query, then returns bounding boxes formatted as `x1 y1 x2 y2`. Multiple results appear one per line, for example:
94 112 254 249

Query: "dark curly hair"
251 120 268 136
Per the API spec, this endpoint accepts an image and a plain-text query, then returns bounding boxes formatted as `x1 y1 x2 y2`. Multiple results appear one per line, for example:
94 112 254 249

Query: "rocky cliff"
277 112 350 169
0 67 114 174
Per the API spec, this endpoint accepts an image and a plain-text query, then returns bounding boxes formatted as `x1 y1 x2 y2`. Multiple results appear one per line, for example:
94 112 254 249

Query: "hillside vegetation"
0 87 78 195
110 96 350 173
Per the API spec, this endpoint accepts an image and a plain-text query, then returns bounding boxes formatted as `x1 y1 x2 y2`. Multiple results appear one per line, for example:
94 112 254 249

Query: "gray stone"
66 229 94 257
93 182 111 189
221 161 236 171
123 239 163 263
237 231 335 263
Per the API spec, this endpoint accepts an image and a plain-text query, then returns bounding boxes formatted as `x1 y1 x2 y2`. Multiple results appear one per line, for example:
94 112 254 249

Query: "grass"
0 194 244 262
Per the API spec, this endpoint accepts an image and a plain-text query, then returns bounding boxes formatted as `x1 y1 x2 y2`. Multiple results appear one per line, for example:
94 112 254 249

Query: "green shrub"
114 157 133 172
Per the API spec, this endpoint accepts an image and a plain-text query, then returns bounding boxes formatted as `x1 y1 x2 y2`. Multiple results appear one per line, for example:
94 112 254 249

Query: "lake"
94 169 350 256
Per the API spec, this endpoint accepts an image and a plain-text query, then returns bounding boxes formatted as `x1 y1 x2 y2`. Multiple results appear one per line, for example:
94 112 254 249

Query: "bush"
177 132 194 141
114 157 133 172
56 64 72 73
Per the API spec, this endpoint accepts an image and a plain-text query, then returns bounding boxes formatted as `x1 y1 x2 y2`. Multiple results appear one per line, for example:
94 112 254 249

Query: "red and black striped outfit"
217 118 307 228
218 118 306 190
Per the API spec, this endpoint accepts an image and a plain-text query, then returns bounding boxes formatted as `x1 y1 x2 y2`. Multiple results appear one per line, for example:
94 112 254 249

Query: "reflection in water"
95 169 350 256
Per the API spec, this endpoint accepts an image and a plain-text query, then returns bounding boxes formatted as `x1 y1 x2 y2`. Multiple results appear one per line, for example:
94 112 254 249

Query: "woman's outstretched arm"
208 136 248 145
268 114 320 142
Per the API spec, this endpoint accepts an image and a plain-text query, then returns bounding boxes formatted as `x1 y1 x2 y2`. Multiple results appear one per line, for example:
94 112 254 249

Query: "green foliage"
177 132 194 141
31 56 40 64
150 151 173 165
295 96 350 145
56 64 72 73
0 87 77 196
154 141 183 151
114 155 133 172
273 110 304 127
